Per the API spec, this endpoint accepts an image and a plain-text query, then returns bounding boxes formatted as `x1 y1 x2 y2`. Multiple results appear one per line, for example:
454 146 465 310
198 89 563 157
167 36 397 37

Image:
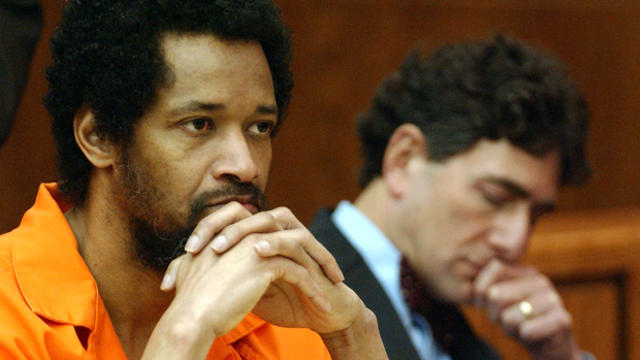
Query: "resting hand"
162 202 344 288
159 203 387 359
163 204 359 332
142 203 334 359
473 259 582 360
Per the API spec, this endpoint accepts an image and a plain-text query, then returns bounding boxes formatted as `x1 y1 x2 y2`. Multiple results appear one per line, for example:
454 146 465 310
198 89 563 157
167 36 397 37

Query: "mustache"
188 182 269 224
150 183 268 270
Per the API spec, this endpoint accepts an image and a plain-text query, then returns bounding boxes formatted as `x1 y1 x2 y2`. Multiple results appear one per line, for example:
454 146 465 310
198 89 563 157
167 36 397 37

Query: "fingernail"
488 286 499 299
337 269 345 283
211 235 228 252
160 273 174 291
184 235 201 253
254 240 270 254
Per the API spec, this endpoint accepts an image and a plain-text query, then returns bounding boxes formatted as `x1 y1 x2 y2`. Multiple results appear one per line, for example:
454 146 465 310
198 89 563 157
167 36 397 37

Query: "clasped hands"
150 201 381 359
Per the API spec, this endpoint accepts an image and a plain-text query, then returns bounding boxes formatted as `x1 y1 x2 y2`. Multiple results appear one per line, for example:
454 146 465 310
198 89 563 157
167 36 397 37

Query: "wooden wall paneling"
271 1 640 223
626 266 640 360
3 1 640 228
0 0 65 232
558 280 621 359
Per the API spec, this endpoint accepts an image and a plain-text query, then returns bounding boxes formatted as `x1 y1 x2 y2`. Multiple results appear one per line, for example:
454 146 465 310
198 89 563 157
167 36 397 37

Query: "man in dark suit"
311 36 594 360
0 0 42 146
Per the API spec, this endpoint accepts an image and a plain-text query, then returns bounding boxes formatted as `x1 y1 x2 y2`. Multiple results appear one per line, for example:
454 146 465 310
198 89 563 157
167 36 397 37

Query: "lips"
457 259 482 278
207 195 260 214
466 252 494 273
190 184 267 222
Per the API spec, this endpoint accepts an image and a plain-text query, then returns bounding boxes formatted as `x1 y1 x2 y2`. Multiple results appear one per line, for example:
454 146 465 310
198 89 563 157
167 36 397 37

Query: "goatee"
131 182 268 272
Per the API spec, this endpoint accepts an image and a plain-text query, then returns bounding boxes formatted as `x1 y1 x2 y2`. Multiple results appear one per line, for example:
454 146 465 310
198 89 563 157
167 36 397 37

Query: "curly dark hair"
357 35 590 188
44 0 293 204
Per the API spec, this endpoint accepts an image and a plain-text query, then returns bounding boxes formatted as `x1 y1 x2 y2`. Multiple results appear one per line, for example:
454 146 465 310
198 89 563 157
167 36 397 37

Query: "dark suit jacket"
310 208 500 360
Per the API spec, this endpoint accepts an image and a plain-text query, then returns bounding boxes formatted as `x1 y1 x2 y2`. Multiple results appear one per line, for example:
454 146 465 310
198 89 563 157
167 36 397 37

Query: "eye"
483 192 505 207
181 118 214 134
479 183 512 208
248 121 275 136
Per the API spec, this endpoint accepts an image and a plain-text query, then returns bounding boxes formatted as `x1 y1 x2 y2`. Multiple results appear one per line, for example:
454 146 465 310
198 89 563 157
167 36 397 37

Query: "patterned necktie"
400 257 458 353
400 258 503 359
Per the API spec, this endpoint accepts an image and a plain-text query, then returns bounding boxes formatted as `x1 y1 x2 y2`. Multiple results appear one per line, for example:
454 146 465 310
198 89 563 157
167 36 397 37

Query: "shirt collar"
221 313 266 344
11 183 98 330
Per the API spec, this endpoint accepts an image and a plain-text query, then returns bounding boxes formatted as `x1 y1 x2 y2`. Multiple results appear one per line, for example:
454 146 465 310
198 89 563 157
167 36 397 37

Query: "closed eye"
480 183 515 208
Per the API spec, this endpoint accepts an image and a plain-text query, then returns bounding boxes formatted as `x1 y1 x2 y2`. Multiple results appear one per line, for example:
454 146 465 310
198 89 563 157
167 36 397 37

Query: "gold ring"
518 300 534 318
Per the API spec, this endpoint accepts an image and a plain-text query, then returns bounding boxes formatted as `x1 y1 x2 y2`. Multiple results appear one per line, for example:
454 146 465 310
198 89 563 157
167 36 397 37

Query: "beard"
117 149 268 273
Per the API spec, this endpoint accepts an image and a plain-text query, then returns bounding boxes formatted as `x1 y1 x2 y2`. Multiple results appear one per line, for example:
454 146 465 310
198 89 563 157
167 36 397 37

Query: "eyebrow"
170 101 223 115
256 104 278 115
481 176 556 213
170 101 278 116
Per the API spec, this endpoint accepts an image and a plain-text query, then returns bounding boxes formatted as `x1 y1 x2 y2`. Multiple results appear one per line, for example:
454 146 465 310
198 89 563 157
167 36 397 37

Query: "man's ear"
74 106 117 169
382 123 428 198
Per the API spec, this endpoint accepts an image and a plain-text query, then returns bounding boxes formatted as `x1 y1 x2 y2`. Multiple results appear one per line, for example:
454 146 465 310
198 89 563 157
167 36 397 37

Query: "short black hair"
357 35 590 187
45 0 293 204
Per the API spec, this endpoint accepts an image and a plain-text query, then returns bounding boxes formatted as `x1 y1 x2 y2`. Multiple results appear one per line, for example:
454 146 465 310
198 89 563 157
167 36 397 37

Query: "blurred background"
2 1 640 359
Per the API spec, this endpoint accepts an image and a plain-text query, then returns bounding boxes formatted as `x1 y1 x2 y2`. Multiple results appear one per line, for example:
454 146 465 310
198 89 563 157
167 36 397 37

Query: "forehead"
156 32 275 108
442 138 561 199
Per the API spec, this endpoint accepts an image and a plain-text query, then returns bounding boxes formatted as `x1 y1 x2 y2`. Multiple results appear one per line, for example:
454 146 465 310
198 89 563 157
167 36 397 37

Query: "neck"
65 182 174 358
353 178 390 235
353 177 408 253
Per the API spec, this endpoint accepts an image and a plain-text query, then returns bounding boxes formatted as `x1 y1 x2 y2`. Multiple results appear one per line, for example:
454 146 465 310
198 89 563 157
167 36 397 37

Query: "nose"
210 130 260 184
488 205 532 261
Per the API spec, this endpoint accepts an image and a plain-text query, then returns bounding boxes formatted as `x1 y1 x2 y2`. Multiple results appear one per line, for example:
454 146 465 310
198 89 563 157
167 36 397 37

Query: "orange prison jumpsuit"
0 184 331 359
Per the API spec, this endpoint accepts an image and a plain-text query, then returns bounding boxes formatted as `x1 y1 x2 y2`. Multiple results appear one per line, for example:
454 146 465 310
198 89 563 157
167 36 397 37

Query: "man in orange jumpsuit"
0 1 387 359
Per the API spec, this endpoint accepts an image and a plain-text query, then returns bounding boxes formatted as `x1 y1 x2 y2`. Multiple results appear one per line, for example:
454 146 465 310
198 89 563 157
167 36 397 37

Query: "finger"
252 229 321 279
518 307 573 344
499 291 561 336
473 260 536 307
488 275 552 305
267 206 304 229
209 211 282 253
160 255 185 291
473 260 506 307
184 201 252 254
266 256 332 312
253 229 344 284
257 207 344 283
266 207 344 283
299 234 344 284
484 274 551 321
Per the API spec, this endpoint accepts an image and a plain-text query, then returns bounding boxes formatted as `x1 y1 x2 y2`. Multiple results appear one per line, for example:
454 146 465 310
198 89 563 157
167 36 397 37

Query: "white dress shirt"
331 200 451 360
